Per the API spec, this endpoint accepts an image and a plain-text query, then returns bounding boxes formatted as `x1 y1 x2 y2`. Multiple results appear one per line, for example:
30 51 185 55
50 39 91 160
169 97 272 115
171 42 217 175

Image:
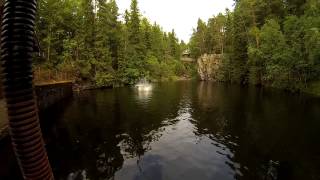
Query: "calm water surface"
1 81 320 180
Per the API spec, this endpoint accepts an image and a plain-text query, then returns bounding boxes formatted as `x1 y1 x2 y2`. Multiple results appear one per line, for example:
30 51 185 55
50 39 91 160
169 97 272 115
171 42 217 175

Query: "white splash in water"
135 78 152 92
135 78 153 101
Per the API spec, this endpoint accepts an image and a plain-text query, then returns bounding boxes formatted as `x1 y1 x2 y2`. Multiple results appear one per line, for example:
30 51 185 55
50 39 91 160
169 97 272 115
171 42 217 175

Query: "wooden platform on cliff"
181 57 196 63
181 49 196 63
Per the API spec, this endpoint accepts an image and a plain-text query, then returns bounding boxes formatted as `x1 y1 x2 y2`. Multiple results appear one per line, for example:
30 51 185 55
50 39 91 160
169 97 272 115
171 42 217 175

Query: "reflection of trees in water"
43 83 187 179
115 83 188 158
193 83 291 179
46 121 125 180
191 83 282 179
119 128 164 159
194 82 231 135
191 82 320 180
41 91 125 180
3 82 320 179
94 142 124 179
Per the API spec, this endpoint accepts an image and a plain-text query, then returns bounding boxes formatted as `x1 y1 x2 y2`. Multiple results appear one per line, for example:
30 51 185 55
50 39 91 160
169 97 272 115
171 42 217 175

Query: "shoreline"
73 76 195 91
2 79 318 140
199 80 320 97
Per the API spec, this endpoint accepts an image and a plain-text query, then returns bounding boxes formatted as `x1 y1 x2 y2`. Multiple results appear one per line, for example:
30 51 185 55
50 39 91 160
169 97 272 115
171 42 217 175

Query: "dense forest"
34 0 193 87
189 0 320 93
34 0 320 94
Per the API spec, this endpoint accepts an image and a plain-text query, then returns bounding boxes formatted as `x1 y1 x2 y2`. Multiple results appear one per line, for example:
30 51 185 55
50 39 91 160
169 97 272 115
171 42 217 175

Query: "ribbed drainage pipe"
0 0 54 179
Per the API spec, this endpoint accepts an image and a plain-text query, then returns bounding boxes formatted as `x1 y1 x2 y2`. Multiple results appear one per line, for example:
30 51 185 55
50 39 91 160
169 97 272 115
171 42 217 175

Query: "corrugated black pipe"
0 0 54 179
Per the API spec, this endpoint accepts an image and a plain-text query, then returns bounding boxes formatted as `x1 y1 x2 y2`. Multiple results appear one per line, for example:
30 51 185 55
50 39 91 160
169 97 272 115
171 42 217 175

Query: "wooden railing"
33 67 75 85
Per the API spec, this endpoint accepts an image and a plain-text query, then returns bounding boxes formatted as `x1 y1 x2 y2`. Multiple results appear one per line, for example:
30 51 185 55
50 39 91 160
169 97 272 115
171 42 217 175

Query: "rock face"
197 54 223 81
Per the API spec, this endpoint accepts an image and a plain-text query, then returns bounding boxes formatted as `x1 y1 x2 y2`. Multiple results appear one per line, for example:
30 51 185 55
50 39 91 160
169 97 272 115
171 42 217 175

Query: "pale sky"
116 0 235 42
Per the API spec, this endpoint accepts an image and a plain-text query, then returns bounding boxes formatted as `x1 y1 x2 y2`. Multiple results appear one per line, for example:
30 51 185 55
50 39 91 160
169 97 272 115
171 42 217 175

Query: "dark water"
1 81 320 180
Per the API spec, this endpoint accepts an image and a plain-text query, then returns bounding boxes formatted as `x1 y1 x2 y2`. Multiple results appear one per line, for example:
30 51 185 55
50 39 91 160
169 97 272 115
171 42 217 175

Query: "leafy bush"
95 72 114 87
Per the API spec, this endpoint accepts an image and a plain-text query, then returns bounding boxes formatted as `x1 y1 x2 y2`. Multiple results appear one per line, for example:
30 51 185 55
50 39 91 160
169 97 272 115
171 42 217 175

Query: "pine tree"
168 29 181 60
124 0 146 83
189 19 207 59
33 0 188 86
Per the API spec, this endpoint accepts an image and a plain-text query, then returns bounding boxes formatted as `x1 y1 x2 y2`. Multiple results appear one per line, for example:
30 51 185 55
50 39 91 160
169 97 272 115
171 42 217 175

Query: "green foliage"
35 0 193 87
189 19 207 59
95 72 115 87
306 81 320 96
145 53 189 81
189 0 320 92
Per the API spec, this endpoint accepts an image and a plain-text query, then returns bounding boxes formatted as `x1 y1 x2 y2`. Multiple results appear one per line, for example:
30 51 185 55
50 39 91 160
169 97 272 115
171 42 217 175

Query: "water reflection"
135 86 153 103
135 79 153 103
1 81 320 180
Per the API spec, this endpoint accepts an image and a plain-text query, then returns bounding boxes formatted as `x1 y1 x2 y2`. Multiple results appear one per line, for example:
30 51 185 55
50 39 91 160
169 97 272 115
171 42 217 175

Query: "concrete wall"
35 82 73 110
0 82 73 140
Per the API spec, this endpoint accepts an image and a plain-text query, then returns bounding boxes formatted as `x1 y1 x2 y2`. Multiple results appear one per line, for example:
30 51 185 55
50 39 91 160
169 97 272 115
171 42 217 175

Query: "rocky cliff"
197 54 223 81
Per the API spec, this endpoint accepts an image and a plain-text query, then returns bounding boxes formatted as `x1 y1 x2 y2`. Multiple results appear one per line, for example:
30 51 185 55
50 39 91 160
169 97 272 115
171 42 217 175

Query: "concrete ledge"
0 81 73 140
35 81 73 110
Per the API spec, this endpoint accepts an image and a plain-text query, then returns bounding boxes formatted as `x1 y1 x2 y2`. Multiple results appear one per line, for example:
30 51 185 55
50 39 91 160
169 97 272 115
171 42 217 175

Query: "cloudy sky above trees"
116 0 234 42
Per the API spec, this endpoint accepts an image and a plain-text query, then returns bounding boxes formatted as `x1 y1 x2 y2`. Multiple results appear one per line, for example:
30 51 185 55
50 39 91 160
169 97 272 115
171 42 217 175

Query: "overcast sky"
116 0 235 42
